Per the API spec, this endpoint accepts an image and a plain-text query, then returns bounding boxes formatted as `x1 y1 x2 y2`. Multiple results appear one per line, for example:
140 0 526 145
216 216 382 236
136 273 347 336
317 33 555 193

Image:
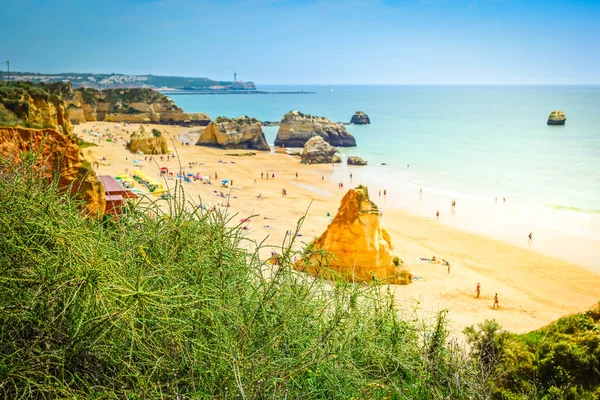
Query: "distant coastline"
159 89 316 95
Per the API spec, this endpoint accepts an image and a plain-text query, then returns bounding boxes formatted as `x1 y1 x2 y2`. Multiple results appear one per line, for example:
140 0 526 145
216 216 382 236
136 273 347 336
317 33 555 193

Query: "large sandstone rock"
274 111 356 147
350 111 370 125
127 125 169 155
547 110 566 126
0 127 105 216
347 156 367 166
196 116 270 150
297 187 411 285
300 136 341 164
67 88 211 126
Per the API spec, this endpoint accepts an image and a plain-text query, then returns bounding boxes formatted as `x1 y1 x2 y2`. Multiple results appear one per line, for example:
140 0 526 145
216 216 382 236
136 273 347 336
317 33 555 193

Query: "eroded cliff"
274 111 356 148
69 88 211 126
0 127 105 215
197 116 270 150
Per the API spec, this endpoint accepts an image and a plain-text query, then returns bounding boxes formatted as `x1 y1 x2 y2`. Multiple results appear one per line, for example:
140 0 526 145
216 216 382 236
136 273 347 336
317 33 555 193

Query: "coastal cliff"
0 82 74 135
297 187 411 284
197 116 270 150
0 126 105 215
127 125 169 155
68 88 211 126
274 111 356 148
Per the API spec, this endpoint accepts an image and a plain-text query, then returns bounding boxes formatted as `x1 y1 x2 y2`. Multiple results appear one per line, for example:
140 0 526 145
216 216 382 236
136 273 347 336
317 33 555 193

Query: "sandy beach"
82 121 600 336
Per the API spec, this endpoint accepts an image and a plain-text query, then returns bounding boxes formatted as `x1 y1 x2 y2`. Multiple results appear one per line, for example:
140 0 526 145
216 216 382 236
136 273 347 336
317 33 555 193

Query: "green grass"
1 153 598 399
0 154 492 399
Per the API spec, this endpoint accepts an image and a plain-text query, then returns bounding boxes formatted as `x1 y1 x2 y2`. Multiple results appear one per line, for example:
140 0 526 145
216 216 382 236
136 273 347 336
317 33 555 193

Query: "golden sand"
82 121 600 336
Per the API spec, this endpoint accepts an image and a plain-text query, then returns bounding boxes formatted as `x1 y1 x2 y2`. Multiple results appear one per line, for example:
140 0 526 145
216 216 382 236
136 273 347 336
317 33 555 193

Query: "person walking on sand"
261 172 264 179
436 210 440 220
272 173 275 179
476 283 481 298
493 293 499 309
384 189 387 196
295 172 298 179
528 232 533 244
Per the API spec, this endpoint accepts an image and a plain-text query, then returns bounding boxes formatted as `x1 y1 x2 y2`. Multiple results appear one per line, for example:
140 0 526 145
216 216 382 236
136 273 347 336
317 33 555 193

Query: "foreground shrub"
0 156 487 398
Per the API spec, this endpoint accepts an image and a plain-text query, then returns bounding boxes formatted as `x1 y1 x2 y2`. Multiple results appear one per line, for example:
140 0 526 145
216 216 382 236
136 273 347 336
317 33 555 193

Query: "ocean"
170 85 600 268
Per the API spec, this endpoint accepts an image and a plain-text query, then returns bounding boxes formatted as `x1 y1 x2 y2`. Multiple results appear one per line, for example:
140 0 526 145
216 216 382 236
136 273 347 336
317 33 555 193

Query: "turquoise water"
170 85 600 212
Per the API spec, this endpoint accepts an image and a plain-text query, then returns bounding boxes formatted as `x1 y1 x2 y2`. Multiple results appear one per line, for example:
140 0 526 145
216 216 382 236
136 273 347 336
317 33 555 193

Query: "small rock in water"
547 110 566 126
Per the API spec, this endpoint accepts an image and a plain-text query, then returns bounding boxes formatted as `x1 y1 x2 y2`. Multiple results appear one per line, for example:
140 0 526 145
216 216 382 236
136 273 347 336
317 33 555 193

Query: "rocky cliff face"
274 111 356 148
547 110 566 126
196 116 270 150
300 136 341 164
297 187 411 285
350 111 370 125
127 125 169 155
0 127 105 215
67 88 211 126
0 82 74 135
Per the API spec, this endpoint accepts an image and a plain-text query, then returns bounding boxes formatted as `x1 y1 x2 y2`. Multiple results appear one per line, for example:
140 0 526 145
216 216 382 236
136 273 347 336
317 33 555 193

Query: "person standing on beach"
493 293 499 309
503 197 506 204
261 172 264 179
384 189 387 196
436 210 440 220
528 232 533 244
295 172 298 179
350 173 353 180
322 175 324 181
476 283 481 298
215 172 218 179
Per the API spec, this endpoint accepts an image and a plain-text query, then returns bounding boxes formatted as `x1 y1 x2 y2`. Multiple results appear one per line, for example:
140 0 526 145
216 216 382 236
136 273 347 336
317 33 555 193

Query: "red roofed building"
98 175 137 215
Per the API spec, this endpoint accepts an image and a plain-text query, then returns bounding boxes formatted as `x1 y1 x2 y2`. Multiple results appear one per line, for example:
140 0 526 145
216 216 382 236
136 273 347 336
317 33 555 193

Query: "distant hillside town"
1 71 256 91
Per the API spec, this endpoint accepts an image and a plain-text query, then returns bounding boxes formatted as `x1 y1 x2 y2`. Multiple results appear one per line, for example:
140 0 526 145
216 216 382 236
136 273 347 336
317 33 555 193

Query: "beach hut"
98 175 138 216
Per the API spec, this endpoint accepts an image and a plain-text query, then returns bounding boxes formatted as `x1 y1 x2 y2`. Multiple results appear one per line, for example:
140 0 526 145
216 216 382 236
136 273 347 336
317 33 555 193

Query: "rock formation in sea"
350 111 370 125
196 116 270 150
66 87 211 126
347 156 367 166
274 111 356 148
127 125 169 155
0 126 106 215
296 186 412 284
547 110 566 126
300 136 341 164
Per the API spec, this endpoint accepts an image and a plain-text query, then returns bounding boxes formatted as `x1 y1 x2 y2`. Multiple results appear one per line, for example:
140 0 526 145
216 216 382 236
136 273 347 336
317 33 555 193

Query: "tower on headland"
234 72 237 82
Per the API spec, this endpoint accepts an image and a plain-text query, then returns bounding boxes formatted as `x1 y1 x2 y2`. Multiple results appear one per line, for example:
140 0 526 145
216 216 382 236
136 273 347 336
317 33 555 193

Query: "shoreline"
81 121 600 335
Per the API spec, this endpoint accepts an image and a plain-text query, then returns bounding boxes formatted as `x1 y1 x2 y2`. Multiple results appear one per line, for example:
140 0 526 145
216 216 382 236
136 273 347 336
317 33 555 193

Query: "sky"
1 0 599 84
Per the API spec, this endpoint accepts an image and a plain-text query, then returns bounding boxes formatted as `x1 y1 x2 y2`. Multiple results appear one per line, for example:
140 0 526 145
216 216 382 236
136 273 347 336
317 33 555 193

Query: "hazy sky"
2 0 599 84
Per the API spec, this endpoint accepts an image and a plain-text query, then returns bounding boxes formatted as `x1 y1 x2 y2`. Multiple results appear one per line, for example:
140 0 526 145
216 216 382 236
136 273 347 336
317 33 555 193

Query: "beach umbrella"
221 179 229 184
